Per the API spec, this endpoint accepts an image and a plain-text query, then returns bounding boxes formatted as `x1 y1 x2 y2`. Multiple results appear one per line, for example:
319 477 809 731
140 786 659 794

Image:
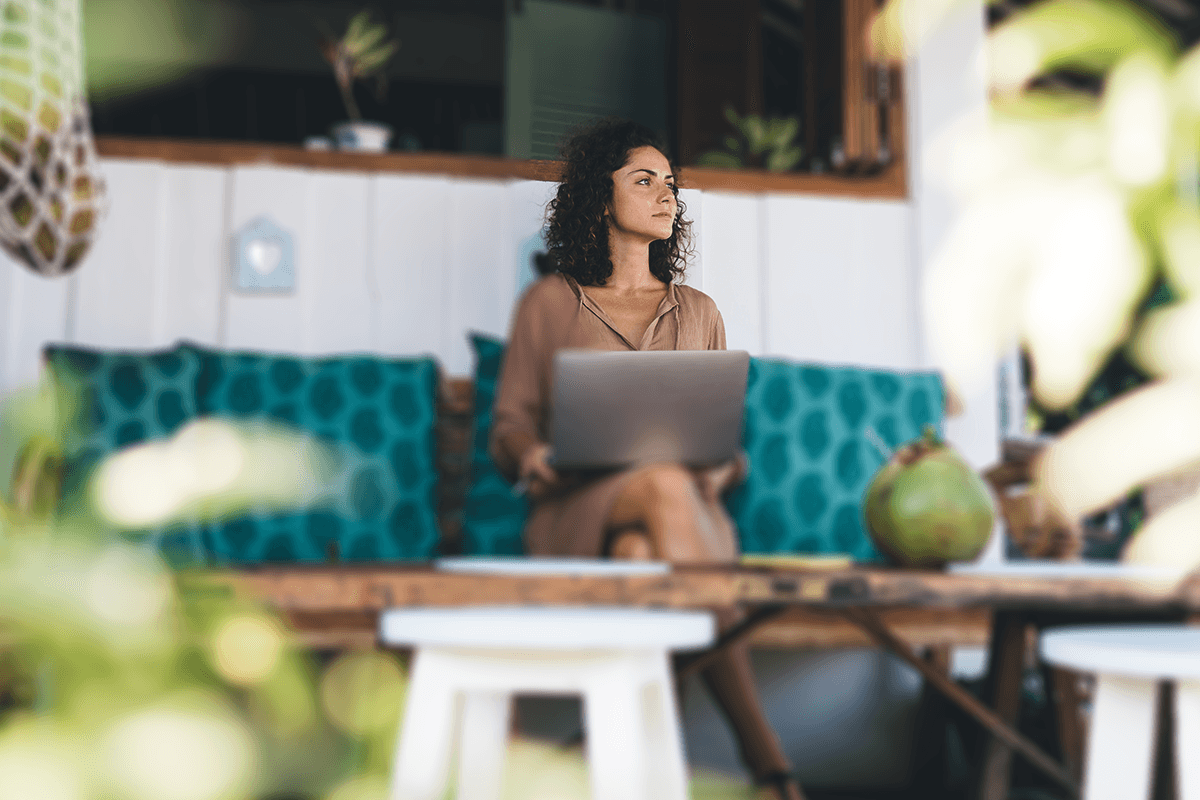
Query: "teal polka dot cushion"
725 359 945 561
459 334 527 555
44 343 208 565
187 344 441 564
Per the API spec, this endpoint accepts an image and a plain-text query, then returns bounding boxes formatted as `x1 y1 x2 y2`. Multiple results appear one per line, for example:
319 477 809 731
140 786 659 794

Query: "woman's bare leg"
606 464 736 563
605 465 803 800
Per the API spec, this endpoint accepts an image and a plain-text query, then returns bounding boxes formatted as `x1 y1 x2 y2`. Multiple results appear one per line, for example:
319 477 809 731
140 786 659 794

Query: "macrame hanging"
0 0 105 277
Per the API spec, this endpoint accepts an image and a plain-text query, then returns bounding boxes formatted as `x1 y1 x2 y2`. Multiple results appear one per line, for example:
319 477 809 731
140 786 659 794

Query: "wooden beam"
94 135 908 199
748 607 991 649
840 607 1080 797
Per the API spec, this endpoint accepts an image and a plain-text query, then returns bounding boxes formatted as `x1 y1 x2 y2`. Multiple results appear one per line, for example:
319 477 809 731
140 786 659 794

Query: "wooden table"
187 562 1200 800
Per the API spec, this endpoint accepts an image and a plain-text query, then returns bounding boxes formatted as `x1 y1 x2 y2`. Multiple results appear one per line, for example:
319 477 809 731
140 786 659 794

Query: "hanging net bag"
0 0 105 277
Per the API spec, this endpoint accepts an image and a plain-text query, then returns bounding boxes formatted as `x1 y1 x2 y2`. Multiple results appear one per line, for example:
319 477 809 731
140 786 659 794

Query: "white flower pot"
331 121 394 153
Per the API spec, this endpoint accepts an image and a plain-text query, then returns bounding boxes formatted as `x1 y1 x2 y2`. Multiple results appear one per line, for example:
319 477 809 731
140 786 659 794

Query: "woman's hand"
518 443 560 499
694 451 749 504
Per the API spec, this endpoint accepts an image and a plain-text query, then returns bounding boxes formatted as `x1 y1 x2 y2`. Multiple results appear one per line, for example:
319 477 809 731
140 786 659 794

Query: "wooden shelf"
95 136 908 199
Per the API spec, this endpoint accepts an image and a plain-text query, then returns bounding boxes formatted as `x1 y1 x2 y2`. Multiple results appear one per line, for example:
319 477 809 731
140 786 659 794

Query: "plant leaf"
345 11 371 43
346 23 388 58
745 115 767 156
697 151 743 169
772 116 799 148
766 145 803 172
351 42 398 77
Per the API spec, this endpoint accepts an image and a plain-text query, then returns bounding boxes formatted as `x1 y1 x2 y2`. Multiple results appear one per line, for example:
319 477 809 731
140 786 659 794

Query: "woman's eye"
668 184 678 194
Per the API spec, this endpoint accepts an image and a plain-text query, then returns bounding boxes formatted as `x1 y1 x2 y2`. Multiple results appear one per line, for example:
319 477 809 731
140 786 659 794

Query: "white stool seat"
1041 624 1200 800
1042 625 1200 680
380 606 714 651
382 605 716 800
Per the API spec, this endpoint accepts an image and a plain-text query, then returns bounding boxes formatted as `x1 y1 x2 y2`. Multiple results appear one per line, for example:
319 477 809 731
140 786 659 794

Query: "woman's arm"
489 287 549 484
709 307 727 351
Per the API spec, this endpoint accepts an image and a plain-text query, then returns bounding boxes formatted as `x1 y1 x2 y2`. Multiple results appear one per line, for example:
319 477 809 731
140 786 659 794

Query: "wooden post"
976 612 1032 800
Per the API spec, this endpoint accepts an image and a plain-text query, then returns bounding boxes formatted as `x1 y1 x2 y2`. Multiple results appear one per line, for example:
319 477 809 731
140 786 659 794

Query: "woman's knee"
609 530 655 561
633 463 699 509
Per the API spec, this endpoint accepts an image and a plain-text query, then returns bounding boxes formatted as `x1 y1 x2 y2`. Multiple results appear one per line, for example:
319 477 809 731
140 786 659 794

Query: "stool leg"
1084 673 1157 800
389 650 459 800
1176 679 1200 800
641 653 690 800
456 691 511 800
584 658 650 800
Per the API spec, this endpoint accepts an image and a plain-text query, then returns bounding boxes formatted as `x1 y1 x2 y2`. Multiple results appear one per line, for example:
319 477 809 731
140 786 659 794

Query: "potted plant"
697 106 803 172
319 10 400 152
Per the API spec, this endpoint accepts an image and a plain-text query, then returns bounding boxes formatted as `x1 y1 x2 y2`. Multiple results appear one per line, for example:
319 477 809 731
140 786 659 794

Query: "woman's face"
607 145 677 244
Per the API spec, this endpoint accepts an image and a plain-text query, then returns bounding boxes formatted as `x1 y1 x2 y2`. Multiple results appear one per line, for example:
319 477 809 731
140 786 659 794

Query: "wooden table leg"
976 611 1030 800
1047 666 1085 784
674 604 787 679
839 607 1078 798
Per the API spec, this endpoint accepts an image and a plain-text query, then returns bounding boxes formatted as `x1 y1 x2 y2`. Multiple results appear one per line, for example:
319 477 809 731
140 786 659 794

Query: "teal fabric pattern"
459 334 527 555
44 343 207 565
187 344 441 564
725 358 944 561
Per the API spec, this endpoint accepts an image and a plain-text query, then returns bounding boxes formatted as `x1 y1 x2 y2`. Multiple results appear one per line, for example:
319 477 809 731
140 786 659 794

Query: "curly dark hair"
546 117 692 286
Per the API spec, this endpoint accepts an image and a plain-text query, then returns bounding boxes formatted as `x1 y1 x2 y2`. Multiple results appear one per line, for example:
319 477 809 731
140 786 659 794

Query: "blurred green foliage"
873 0 1200 566
82 0 247 102
697 107 803 172
0 383 397 800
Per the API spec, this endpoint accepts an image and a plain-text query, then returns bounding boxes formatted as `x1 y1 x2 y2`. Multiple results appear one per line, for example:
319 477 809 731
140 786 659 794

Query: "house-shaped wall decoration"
233 216 295 292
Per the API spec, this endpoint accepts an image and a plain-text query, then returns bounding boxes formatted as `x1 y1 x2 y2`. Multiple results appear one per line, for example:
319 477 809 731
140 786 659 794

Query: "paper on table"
947 561 1183 580
739 553 854 570
434 557 671 576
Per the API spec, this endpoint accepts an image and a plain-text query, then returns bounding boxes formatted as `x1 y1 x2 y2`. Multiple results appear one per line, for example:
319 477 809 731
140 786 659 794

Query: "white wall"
0 164 919 390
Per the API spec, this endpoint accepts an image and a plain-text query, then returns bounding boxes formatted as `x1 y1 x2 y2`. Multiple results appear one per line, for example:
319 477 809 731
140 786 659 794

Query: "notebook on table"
549 349 750 470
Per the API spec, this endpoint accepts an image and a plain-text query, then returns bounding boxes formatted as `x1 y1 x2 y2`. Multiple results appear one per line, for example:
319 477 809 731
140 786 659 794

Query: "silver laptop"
550 349 750 469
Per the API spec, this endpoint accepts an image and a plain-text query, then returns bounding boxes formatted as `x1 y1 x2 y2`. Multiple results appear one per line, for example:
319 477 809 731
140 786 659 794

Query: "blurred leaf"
989 0 1176 93
767 145 803 172
83 0 248 102
344 22 388 60
697 151 744 169
744 115 768 155
769 116 800 149
350 42 398 78
344 10 371 45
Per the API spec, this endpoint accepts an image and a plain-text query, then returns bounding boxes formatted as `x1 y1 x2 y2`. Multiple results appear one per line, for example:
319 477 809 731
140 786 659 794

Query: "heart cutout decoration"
247 238 283 275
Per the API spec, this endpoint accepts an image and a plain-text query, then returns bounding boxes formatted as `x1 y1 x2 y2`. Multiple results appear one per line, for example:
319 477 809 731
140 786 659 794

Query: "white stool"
381 606 715 800
1040 624 1200 800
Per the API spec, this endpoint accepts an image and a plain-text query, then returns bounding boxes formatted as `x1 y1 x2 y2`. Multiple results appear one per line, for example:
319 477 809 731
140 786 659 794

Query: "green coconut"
864 425 995 568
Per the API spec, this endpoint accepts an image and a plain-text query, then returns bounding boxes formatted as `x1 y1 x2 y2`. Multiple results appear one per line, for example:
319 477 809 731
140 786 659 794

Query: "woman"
490 118 803 800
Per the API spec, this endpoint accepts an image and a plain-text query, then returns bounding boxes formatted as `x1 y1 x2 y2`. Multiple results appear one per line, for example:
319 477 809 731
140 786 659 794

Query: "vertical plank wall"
0 158 918 396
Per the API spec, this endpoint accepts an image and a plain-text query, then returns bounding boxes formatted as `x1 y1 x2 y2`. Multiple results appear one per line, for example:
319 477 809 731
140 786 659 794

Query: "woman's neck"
606 233 661 291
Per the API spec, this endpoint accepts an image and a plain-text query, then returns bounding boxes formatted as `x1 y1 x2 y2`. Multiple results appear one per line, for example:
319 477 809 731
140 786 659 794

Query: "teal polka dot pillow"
725 359 944 561
459 334 527 555
44 343 207 565
188 345 441 564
